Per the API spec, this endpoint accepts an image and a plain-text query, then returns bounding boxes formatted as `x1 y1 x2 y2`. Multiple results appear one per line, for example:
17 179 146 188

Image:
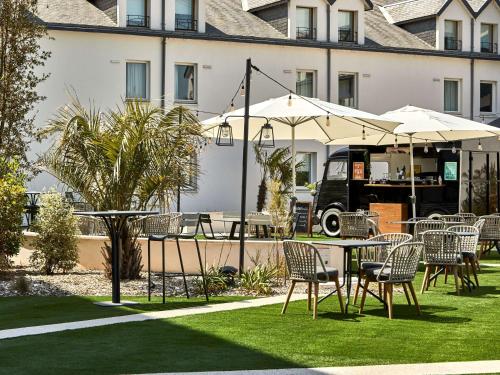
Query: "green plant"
0 159 26 269
38 98 203 279
30 190 80 275
267 179 292 238
195 267 229 296
11 275 31 295
239 264 278 296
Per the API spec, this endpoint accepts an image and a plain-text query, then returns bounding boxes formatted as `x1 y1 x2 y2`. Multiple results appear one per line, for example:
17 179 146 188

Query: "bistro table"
24 191 42 229
75 210 158 306
312 240 391 313
216 217 270 239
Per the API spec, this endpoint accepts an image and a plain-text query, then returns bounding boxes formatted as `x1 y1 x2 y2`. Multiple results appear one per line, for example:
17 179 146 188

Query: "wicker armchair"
457 213 477 226
449 225 480 288
477 215 500 260
359 242 423 319
282 241 344 319
414 220 445 241
421 230 464 295
76 216 108 236
439 214 464 223
353 233 413 304
339 212 370 239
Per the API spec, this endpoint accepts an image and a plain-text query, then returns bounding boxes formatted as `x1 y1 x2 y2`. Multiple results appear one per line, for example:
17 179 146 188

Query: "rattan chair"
477 215 500 261
76 216 108 236
359 242 423 319
449 225 480 288
439 214 464 223
339 212 370 239
353 233 413 304
414 220 445 241
457 213 477 226
421 230 465 295
282 241 344 319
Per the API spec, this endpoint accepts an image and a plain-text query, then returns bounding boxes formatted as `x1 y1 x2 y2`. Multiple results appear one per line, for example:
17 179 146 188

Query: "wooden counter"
369 203 408 233
365 184 446 188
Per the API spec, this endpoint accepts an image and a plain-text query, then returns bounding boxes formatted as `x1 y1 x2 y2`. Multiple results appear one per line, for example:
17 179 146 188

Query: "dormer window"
481 24 498 54
127 0 149 28
444 20 461 51
176 0 197 31
338 11 357 43
296 7 316 40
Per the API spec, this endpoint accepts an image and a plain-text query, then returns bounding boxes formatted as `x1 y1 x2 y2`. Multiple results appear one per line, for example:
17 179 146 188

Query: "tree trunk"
256 177 268 212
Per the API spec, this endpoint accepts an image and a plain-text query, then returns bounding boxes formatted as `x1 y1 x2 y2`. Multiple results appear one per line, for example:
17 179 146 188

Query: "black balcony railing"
481 41 498 54
175 15 198 31
338 29 357 43
444 37 462 51
127 15 150 28
296 27 317 40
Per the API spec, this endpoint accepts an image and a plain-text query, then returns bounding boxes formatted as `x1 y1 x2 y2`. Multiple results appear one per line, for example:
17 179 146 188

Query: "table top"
454 231 478 237
312 240 391 248
74 210 159 217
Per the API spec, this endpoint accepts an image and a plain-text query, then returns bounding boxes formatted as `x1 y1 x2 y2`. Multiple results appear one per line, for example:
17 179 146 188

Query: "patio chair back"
139 213 182 236
457 213 477 226
179 213 202 237
448 225 479 256
339 212 369 239
473 218 485 233
247 212 273 226
199 213 227 239
356 209 380 226
439 214 464 223
364 233 413 263
378 242 423 283
422 230 461 265
478 215 500 241
414 220 445 241
283 241 327 283
77 216 108 236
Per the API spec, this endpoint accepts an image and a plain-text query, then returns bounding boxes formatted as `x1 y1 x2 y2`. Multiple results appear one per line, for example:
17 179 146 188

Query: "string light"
230 102 235 112
362 126 366 141
478 139 483 151
394 135 398 149
424 140 429 154
288 93 293 107
326 115 331 127
452 143 457 154
240 84 245 96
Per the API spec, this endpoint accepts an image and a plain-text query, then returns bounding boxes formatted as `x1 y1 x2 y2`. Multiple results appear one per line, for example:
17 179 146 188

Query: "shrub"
194 266 231 295
30 190 80 275
11 275 31 295
0 159 26 269
239 264 278 296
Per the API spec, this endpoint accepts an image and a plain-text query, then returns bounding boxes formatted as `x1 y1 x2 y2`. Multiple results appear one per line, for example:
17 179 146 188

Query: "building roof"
380 0 448 24
207 0 287 38
245 0 284 11
366 4 433 49
36 0 116 27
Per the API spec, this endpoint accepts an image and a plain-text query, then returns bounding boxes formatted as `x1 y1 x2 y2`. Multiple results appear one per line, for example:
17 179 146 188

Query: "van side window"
327 160 347 180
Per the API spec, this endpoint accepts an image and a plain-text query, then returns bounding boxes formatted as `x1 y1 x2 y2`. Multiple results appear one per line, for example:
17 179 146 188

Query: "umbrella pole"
291 126 296 207
409 134 417 219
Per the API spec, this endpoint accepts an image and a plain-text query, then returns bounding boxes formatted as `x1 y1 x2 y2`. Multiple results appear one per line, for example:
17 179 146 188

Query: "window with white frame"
480 81 496 113
480 23 497 53
444 79 461 113
127 0 148 27
296 70 316 97
126 62 149 100
296 152 316 187
338 10 357 43
175 64 197 102
338 73 357 108
444 20 461 50
296 7 316 40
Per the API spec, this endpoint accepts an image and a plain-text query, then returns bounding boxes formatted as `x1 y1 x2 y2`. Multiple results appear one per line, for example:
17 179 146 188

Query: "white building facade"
31 0 500 212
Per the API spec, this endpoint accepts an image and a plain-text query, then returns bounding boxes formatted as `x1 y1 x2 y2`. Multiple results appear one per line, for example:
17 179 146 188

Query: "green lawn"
0 265 498 374
481 251 500 264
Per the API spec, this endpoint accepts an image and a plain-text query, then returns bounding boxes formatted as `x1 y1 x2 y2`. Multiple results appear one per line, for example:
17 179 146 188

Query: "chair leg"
471 258 480 287
378 283 383 299
442 266 447 286
453 266 460 296
353 270 363 305
359 279 370 314
421 265 431 294
387 283 394 319
307 282 312 311
313 282 319 320
408 282 421 315
194 239 209 302
459 266 467 292
402 283 411 305
464 258 471 289
162 240 166 304
175 238 190 299
148 239 151 302
334 277 344 314
281 280 296 315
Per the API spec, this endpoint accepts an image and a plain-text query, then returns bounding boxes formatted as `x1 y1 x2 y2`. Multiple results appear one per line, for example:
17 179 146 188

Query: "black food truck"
313 145 461 237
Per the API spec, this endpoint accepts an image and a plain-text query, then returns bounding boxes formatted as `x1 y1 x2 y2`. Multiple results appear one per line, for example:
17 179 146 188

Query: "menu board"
444 162 458 181
353 162 365 180
295 202 312 236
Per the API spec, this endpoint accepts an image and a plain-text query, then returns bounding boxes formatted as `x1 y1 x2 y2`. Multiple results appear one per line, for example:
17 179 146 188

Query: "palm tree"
39 98 203 279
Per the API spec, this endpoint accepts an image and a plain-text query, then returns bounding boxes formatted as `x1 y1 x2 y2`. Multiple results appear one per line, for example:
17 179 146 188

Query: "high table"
24 191 42 228
312 240 390 313
215 217 270 239
75 210 158 306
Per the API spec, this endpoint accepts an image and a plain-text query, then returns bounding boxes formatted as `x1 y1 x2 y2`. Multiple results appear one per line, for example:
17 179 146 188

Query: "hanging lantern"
258 122 275 148
216 121 234 146
451 142 457 154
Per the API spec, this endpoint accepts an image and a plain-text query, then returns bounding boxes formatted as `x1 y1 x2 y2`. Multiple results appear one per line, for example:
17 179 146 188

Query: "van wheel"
321 208 342 237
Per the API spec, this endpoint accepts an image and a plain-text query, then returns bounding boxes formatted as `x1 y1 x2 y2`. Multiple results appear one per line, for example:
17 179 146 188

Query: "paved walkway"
143 360 500 375
0 294 308 341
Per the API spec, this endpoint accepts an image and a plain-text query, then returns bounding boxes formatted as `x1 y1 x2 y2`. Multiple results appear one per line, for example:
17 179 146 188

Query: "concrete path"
143 360 500 375
0 294 307 341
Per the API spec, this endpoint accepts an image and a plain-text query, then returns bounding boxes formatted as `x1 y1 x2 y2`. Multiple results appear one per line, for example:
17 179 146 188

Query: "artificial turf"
0 261 498 374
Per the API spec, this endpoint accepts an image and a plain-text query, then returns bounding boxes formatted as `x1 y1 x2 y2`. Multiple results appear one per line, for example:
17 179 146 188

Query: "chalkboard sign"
295 201 312 236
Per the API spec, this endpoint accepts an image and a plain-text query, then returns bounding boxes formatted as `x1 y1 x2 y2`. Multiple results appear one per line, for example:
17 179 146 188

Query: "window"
338 73 357 108
444 79 460 113
296 71 315 97
338 11 356 43
175 64 196 102
296 152 315 187
127 0 148 27
327 160 348 180
444 20 461 50
480 24 497 53
176 0 197 31
296 7 315 40
480 82 495 113
126 62 149 100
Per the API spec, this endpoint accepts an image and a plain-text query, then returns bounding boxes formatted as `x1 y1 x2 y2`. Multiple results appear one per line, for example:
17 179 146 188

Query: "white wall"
437 0 473 51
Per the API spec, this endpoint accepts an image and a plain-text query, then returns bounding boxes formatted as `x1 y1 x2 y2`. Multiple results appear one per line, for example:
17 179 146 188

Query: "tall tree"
0 0 50 166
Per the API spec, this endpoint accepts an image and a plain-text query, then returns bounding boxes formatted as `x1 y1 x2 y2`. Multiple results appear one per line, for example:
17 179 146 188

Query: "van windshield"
327 160 348 180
